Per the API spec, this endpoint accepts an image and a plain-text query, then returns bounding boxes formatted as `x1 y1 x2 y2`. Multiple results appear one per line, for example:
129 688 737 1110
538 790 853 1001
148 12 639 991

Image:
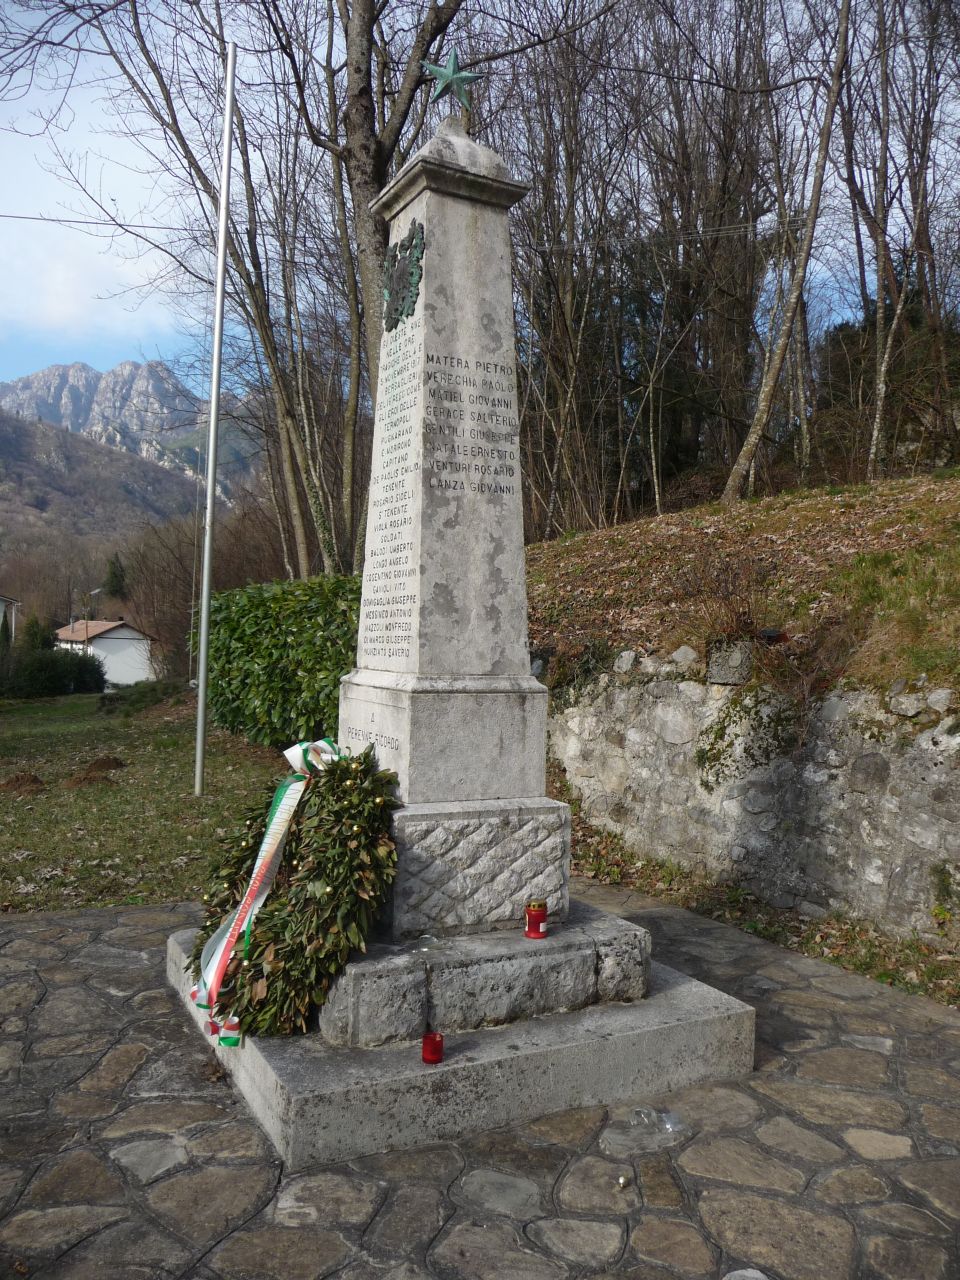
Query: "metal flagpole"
194 40 237 797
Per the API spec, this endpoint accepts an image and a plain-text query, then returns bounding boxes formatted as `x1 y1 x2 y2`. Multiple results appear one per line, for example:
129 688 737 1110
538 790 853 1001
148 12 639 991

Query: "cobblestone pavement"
2 880 960 1280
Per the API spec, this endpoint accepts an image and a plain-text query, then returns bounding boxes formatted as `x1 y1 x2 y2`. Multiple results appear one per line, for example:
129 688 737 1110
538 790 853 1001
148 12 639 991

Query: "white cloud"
1 83 191 348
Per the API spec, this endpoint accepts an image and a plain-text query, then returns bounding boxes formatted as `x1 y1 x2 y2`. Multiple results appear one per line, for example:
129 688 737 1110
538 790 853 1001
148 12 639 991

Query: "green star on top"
421 49 483 111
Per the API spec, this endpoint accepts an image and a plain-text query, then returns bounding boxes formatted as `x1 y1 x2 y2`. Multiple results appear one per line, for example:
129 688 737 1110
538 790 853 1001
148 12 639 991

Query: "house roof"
0 594 19 605
56 619 153 643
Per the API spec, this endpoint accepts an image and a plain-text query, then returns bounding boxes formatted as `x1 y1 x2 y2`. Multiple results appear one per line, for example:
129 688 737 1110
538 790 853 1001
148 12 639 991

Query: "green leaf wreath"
188 747 399 1036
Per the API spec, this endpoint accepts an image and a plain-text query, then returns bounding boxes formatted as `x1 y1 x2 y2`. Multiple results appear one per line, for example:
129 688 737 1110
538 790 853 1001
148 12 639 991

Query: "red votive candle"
421 1031 444 1064
524 899 548 939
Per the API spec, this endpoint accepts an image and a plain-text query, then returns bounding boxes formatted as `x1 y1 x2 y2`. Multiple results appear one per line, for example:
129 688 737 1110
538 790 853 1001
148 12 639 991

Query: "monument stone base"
388 797 570 939
319 901 650 1047
338 671 551 804
167 917 755 1170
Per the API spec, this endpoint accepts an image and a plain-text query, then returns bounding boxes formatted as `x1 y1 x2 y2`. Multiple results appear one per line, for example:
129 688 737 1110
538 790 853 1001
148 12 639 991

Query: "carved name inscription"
359 311 423 662
423 350 519 498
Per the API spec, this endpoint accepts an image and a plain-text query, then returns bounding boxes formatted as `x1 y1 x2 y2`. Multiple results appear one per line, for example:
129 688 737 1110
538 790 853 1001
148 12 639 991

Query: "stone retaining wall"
549 649 960 936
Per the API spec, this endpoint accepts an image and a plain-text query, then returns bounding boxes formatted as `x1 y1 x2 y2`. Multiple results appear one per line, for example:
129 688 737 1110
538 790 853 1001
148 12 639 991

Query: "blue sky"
0 84 188 383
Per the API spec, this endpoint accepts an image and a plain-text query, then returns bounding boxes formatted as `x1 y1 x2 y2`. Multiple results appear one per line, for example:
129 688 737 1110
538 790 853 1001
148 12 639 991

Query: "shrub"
5 648 106 697
99 678 187 716
207 575 361 747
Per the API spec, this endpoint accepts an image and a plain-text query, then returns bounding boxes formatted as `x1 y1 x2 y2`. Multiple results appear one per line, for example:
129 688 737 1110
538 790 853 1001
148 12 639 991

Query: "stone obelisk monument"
170 66 754 1167
339 110 570 939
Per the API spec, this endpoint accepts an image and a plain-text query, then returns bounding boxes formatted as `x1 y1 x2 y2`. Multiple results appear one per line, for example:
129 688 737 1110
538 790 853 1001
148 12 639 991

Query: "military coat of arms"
382 219 425 332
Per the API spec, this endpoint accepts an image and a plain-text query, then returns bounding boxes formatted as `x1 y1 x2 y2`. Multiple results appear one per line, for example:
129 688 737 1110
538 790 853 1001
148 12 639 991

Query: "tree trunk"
721 0 851 506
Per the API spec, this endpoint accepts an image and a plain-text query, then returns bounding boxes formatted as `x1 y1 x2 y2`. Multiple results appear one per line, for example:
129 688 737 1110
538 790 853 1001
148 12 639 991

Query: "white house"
0 594 19 642
55 619 156 686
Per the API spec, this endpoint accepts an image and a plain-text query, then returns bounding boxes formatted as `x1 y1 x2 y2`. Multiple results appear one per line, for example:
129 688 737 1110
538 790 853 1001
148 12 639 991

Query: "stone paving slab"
2 882 960 1279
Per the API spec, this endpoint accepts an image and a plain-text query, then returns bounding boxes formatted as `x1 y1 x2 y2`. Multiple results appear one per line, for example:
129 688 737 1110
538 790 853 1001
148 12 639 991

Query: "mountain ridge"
0 359 199 461
0 408 201 546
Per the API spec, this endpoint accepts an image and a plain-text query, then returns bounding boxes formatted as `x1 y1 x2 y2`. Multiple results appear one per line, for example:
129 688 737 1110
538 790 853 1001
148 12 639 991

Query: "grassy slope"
527 471 960 690
531 473 960 1007
0 693 279 912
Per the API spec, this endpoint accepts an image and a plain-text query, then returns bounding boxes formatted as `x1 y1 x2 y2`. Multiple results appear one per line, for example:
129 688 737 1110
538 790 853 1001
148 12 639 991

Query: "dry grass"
0 692 279 912
527 472 960 690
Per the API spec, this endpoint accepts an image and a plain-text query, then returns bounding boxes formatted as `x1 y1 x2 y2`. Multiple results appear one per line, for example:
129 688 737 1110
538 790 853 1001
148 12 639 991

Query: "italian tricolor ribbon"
191 738 342 1046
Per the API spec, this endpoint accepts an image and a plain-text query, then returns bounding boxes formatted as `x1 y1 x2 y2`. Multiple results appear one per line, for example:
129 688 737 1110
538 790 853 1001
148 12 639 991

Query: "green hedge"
208 575 361 747
5 649 106 698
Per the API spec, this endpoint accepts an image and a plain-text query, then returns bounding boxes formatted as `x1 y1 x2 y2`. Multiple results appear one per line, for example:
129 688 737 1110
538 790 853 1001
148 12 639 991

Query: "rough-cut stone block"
707 640 753 685
389 797 570 939
426 937 596 1031
317 905 650 1047
318 952 427 1048
571 910 652 1004
168 929 755 1170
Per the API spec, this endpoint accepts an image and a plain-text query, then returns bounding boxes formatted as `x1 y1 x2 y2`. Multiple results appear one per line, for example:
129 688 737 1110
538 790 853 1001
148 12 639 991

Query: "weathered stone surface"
858 1202 951 1236
271 1171 383 1228
24 1149 125 1205
629 1217 715 1274
366 1184 450 1253
28 1033 109 1061
750 1079 907 1129
210 1226 350 1279
146 1165 276 1244
637 1153 684 1207
704 639 754 686
0 977 42 1016
613 650 637 674
557 1156 640 1212
795 1047 889 1086
110 1137 189 1183
842 1128 913 1160
77 1042 148 1091
921 1103 960 1142
462 1130 568 1184
338 1264 432 1280
389 799 570 938
698 1189 855 1280
521 1106 606 1148
319 951 427 1047
32 987 117 1034
678 1136 805 1192
814 1165 891 1204
100 1099 229 1137
352 1145 462 1185
457 1168 543 1219
47 1218 192 1276
431 1220 568 1280
755 1116 843 1163
3 938 63 964
53 1090 118 1120
588 917 651 1003
895 1159 960 1219
902 1064 960 1100
661 1084 763 1134
187 1122 272 1160
0 1205 126 1253
863 1234 949 1280
528 1217 623 1265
